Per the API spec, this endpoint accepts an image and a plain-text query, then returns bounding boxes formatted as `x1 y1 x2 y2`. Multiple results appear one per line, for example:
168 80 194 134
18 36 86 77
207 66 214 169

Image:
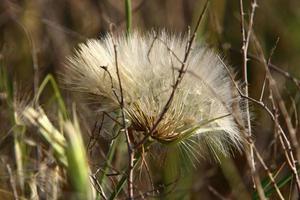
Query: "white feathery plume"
64 31 246 158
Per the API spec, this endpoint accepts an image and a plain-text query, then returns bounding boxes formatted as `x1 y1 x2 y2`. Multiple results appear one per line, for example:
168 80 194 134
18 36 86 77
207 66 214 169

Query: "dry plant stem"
259 39 278 101
259 72 267 102
6 164 19 200
270 87 300 161
214 23 298 198
135 0 209 149
225 48 300 195
239 0 258 188
290 98 299 129
112 44 135 199
263 41 300 192
251 33 300 191
253 146 285 200
249 53 300 91
245 150 266 200
231 48 300 91
221 56 300 192
147 33 158 62
239 0 268 198
268 64 300 91
230 48 300 91
269 89 300 191
218 57 265 199
254 41 300 160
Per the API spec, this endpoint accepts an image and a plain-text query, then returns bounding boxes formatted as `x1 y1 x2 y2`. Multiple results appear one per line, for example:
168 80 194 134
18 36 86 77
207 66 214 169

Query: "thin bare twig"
239 0 260 193
220 55 296 200
290 97 299 130
112 40 135 199
229 48 300 91
147 32 158 62
251 30 300 192
87 113 104 151
90 175 108 200
259 38 279 101
267 64 300 91
238 1 267 199
253 146 285 200
156 37 185 65
269 88 300 192
220 54 300 192
100 65 122 105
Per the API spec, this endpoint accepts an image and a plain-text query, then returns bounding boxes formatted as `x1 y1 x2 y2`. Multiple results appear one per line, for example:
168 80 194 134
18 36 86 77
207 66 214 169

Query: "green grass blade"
125 0 132 36
96 136 119 200
64 118 94 199
35 74 68 119
253 169 298 199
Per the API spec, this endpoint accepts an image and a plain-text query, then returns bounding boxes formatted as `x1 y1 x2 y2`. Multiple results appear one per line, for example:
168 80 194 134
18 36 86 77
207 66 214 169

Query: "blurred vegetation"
1 0 300 199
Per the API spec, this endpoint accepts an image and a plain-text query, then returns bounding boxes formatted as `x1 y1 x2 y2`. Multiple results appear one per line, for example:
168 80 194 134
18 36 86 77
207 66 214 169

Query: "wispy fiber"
64 31 246 157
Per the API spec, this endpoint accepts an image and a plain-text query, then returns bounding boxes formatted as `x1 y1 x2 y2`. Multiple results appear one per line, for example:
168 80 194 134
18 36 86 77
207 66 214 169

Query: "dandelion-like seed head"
64 31 245 158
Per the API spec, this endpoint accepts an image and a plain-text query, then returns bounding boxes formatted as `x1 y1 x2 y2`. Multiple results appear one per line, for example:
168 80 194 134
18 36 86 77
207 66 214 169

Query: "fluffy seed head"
64 31 245 157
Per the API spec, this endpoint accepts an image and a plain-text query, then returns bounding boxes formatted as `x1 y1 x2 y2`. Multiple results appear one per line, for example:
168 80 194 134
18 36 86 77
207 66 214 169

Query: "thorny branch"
253 146 285 200
229 48 300 91
220 55 300 196
251 31 300 192
248 53 300 91
220 26 300 197
239 0 266 199
112 42 135 199
269 91 300 192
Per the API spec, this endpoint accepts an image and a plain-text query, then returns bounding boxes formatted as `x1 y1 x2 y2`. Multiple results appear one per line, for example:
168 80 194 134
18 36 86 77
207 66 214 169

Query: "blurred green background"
1 0 300 199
